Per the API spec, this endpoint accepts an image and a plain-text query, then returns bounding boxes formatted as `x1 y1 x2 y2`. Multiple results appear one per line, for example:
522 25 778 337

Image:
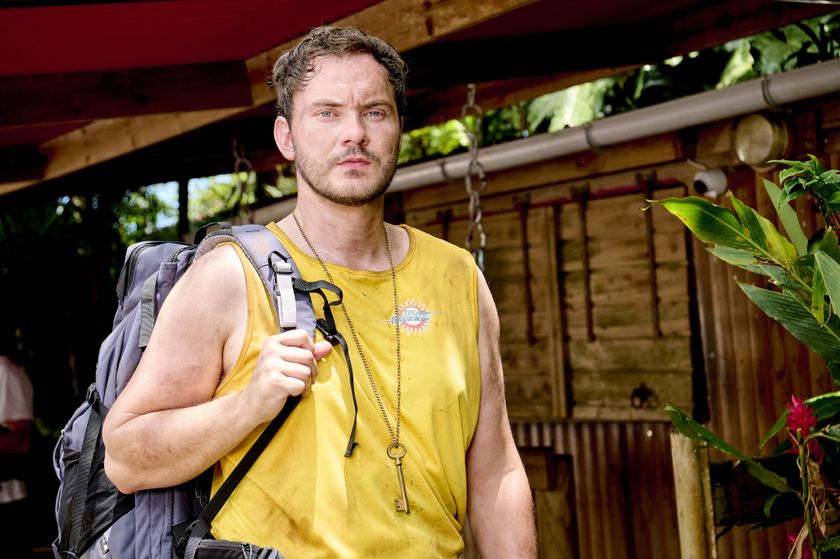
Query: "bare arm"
466 270 537 558
103 245 331 493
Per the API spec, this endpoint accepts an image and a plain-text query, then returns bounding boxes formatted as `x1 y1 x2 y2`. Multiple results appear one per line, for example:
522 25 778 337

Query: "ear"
273 116 296 160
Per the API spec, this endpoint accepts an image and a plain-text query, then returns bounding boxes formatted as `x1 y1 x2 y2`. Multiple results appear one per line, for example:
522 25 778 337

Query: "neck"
280 190 391 271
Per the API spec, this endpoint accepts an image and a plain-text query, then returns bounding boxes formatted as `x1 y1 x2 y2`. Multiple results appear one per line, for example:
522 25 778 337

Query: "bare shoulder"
179 243 245 298
476 268 503 396
476 269 499 337
112 244 247 411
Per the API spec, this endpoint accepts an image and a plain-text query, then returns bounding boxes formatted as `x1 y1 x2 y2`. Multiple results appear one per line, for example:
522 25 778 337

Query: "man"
103 26 536 558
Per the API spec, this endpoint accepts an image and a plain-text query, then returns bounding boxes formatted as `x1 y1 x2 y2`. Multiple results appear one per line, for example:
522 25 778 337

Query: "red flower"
787 531 812 559
786 395 823 463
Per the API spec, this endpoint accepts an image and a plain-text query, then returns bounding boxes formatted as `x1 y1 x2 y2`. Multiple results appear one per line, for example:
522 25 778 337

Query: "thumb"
313 340 333 361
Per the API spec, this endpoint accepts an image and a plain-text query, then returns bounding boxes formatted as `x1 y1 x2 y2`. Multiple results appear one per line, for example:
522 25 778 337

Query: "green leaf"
742 264 804 293
780 181 806 203
815 533 840 551
772 160 809 182
819 230 840 264
808 390 840 421
818 426 840 444
762 178 808 257
828 362 840 387
655 197 754 250
728 191 798 266
770 159 808 169
815 251 840 317
812 263 826 324
707 246 758 266
729 194 771 253
820 169 840 185
808 154 826 175
666 405 794 493
792 255 816 286
739 283 840 362
763 493 785 518
760 411 789 448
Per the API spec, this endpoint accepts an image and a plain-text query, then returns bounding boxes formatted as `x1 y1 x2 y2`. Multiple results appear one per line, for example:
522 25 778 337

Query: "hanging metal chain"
461 83 487 271
231 137 253 220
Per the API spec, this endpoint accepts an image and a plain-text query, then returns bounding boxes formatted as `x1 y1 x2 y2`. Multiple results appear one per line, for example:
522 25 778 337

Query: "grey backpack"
51 222 355 559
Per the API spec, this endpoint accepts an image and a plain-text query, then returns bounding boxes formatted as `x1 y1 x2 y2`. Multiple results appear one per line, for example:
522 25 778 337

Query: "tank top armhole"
215 242 258 395
471 260 480 343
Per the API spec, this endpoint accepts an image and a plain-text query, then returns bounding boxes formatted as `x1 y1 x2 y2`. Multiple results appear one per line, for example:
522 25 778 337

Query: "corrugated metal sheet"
514 421 681 558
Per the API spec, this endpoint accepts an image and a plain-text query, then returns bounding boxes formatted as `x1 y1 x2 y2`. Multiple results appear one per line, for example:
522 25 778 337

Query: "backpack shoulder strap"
194 222 316 337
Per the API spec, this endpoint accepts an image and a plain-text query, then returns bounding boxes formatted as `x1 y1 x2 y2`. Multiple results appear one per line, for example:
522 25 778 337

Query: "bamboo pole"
670 430 717 559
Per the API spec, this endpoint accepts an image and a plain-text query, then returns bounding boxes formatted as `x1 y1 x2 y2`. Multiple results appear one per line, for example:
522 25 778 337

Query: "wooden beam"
667 1 836 56
0 108 241 196
246 0 543 106
0 112 282 197
1 0 539 195
403 29 661 89
0 62 252 126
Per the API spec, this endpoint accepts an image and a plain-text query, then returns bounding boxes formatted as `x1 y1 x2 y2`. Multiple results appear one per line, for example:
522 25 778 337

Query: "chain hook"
460 83 486 271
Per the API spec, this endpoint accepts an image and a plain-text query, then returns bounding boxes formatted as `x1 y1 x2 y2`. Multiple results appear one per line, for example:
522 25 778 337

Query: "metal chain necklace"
292 213 410 513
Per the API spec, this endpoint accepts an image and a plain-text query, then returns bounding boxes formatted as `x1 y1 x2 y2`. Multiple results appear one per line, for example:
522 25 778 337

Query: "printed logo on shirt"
388 300 436 333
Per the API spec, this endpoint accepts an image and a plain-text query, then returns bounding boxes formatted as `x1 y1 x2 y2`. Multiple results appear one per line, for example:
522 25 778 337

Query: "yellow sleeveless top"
210 224 481 558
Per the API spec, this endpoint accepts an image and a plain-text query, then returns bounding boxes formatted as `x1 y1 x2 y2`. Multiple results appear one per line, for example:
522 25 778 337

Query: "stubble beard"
294 142 400 208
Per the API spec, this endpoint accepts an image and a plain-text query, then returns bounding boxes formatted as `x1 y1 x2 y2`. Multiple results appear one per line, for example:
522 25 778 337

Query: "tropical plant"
652 157 840 558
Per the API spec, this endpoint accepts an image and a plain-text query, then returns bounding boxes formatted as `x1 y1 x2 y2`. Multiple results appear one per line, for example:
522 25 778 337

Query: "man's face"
273 54 402 207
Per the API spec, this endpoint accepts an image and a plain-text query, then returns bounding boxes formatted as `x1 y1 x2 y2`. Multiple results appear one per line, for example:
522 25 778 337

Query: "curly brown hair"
268 26 408 121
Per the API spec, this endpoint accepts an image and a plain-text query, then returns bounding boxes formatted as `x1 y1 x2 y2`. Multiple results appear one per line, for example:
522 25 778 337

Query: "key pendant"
387 443 410 514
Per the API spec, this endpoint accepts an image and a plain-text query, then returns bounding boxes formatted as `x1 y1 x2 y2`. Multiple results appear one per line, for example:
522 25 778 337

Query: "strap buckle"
272 259 297 329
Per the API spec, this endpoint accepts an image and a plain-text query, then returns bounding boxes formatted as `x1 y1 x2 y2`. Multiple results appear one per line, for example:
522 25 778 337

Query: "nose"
341 113 368 147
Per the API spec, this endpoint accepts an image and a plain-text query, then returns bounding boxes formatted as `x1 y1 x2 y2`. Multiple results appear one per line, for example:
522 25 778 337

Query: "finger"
275 329 317 353
272 360 313 396
276 360 314 383
313 340 333 361
277 345 318 367
277 376 307 398
278 346 321 385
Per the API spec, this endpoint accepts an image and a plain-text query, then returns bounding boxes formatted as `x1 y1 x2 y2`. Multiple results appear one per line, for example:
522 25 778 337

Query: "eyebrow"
309 99 395 110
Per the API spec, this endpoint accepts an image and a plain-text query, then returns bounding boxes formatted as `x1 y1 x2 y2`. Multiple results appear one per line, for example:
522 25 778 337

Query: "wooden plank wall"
402 94 840 559
413 203 566 417
560 185 694 421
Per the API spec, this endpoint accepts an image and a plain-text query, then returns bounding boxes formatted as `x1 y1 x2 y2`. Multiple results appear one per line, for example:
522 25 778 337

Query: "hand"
245 329 333 423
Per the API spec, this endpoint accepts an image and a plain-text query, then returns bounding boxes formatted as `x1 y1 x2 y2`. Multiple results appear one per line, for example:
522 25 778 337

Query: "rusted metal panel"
510 421 682 559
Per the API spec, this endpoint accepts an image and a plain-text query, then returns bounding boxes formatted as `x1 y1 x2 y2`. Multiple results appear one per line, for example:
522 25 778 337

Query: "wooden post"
670 430 717 559
177 175 191 241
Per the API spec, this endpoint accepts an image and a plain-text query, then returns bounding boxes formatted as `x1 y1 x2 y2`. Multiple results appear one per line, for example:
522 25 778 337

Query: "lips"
338 158 370 169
